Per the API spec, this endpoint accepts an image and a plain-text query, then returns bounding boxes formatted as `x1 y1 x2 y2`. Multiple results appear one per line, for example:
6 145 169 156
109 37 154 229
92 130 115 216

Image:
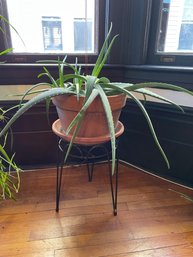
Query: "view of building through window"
74 18 93 51
157 0 193 53
6 0 95 54
42 16 63 51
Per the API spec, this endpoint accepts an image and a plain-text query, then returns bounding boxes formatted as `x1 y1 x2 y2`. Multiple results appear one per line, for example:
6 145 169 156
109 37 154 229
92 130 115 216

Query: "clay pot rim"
53 92 126 99
52 93 127 112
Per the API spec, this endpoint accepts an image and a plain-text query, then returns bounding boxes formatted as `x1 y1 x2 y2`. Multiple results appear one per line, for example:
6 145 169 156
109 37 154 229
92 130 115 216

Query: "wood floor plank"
1 163 193 257
54 237 193 257
2 231 193 257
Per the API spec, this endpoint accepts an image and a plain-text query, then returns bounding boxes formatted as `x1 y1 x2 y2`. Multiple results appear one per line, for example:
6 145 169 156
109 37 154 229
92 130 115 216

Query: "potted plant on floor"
0 15 21 199
0 23 193 175
0 107 20 199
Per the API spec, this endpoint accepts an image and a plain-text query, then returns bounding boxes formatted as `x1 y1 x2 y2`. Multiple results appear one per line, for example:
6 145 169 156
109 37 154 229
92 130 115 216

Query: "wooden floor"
1 163 193 257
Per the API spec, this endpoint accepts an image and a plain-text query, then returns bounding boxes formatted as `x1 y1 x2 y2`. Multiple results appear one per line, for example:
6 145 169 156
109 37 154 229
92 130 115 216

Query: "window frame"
0 0 106 64
147 0 193 66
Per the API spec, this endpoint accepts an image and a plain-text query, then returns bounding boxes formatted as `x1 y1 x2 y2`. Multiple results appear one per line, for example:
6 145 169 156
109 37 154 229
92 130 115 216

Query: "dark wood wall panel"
124 66 193 90
0 101 58 168
0 65 125 85
11 131 58 168
119 100 193 187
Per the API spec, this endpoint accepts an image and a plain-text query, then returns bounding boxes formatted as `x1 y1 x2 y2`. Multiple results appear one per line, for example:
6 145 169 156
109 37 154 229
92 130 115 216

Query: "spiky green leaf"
95 84 116 174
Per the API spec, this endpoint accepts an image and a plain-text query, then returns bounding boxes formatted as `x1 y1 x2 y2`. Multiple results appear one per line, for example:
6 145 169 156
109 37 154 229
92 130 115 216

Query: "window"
74 18 93 52
5 0 95 54
0 0 105 63
147 0 193 66
157 0 193 53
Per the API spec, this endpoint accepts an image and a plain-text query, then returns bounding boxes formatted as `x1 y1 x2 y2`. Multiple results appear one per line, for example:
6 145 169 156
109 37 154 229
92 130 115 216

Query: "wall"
1 64 193 187
119 99 193 188
120 64 193 187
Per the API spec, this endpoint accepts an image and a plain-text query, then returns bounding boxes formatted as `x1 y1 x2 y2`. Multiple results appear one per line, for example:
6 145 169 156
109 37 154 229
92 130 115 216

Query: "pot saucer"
52 119 124 145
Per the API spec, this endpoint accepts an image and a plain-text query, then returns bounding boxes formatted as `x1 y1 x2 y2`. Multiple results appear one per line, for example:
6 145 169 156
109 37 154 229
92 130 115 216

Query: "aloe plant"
1 23 193 175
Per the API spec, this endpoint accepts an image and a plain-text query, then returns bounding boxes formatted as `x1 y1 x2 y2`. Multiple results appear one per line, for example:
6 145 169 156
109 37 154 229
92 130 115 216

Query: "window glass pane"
6 0 95 54
157 0 193 53
178 24 193 50
74 19 92 52
42 17 63 51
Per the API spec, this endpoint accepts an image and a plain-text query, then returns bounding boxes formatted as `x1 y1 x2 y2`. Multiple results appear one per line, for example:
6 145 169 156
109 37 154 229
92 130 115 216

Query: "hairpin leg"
56 139 65 212
55 139 120 215
87 162 94 182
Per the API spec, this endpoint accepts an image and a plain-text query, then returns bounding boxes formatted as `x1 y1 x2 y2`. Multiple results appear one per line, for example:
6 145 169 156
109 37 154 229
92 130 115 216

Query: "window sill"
1 84 193 109
0 85 47 101
132 88 193 108
124 64 193 73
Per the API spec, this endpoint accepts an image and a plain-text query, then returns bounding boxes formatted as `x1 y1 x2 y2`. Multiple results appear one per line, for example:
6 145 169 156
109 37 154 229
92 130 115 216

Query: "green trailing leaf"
84 75 97 103
66 89 99 135
96 77 111 84
58 59 64 87
0 144 12 164
94 34 118 78
0 88 77 138
128 92 170 169
135 88 184 112
0 15 25 46
92 23 118 77
95 84 116 174
64 89 99 163
124 82 193 96
45 97 52 126
104 83 170 168
63 74 86 84
0 140 20 200
0 48 13 56
0 105 22 151
15 84 51 109
64 118 83 164
38 67 59 88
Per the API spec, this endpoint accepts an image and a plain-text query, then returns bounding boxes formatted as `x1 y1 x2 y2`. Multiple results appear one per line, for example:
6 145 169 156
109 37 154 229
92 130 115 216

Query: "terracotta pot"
52 94 126 138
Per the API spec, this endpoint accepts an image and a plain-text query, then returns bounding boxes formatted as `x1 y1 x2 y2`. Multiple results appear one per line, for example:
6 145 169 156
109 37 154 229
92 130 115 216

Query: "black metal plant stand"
55 139 120 216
